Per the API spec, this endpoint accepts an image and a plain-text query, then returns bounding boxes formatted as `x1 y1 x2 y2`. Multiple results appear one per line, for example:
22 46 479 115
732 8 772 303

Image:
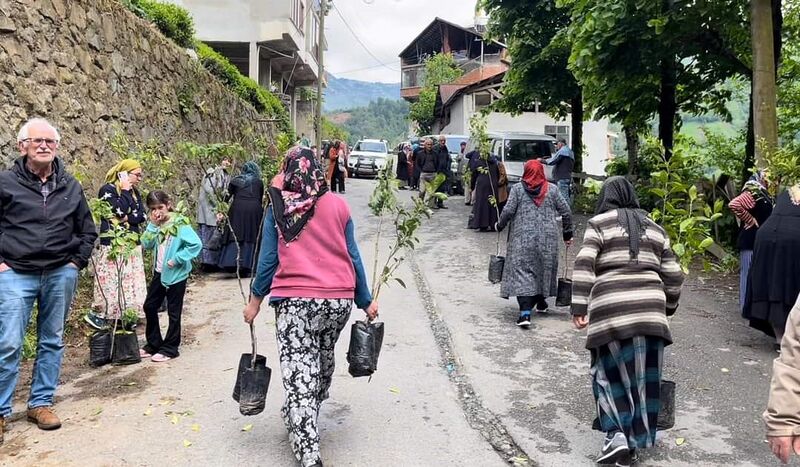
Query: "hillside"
324 74 401 111
328 98 409 146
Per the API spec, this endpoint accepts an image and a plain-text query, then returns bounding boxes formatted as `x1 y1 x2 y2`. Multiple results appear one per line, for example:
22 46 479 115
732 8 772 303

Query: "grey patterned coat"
497 182 573 298
197 168 229 226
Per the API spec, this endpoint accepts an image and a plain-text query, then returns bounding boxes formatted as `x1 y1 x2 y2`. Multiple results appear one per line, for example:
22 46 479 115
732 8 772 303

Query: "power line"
330 60 402 76
331 3 400 73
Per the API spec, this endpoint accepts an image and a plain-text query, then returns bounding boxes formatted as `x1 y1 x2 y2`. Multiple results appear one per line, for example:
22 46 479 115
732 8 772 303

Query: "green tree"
408 54 463 135
322 117 350 142
562 0 752 161
337 98 410 146
483 0 586 171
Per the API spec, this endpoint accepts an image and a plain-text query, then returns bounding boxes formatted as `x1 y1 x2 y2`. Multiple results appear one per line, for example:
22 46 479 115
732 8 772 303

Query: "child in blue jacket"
139 191 202 362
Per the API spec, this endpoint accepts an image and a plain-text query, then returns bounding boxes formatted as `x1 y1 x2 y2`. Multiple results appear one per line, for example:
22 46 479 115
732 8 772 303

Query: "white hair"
17 118 60 142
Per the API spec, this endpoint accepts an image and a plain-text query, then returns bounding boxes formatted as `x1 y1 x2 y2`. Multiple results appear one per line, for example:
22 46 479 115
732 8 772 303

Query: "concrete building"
167 0 325 139
400 18 613 176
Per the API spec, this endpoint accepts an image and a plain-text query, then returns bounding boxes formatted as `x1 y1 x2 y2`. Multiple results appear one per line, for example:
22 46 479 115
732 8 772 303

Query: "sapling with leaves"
368 160 434 300
647 138 723 273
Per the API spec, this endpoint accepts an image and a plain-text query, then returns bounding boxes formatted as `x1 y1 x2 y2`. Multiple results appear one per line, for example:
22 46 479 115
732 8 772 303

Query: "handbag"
488 230 505 284
207 223 225 251
556 247 572 306
347 320 384 378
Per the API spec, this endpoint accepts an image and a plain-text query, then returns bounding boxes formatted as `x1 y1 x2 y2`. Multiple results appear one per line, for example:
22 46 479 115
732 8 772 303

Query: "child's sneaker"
83 312 107 330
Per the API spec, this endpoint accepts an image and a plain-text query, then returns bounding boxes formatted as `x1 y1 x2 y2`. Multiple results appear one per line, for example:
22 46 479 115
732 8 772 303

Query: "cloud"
326 0 476 83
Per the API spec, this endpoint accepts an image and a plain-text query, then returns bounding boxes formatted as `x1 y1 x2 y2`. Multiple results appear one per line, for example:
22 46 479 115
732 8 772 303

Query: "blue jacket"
140 217 202 286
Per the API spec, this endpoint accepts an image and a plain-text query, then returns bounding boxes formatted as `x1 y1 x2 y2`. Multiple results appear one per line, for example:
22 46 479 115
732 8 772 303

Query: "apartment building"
168 0 325 138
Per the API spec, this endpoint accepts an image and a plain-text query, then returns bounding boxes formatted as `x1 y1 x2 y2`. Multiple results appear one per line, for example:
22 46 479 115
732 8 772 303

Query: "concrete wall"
0 0 271 188
438 94 612 176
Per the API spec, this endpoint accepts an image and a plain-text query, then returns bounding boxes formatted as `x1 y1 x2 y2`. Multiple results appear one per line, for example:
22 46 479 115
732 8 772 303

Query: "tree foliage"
335 98 409 146
322 116 350 143
408 54 463 135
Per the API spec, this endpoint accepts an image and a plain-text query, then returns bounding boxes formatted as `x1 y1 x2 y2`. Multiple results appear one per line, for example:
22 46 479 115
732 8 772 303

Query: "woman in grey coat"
196 159 230 271
497 160 573 327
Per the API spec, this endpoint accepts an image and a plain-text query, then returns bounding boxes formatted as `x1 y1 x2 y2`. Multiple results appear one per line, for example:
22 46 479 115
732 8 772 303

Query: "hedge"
131 0 196 49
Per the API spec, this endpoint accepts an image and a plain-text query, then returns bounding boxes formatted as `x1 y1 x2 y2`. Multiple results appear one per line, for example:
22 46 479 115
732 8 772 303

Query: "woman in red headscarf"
496 160 573 328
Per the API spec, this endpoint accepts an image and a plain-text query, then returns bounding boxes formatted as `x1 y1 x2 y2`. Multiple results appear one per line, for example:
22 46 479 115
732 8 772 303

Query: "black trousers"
143 273 187 358
517 295 548 312
331 166 346 193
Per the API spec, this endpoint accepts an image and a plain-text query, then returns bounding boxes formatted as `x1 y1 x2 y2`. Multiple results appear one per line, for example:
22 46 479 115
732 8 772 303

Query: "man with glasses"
0 118 97 444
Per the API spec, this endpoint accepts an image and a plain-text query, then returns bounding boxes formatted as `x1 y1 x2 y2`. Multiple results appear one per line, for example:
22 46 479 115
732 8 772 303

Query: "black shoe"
516 314 531 327
597 432 629 464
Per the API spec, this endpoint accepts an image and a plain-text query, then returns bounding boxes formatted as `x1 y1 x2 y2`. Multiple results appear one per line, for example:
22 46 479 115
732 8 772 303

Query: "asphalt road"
0 177 786 466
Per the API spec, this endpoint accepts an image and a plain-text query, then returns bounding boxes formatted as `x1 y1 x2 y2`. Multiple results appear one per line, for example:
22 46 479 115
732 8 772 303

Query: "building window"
545 125 570 145
292 0 305 30
474 92 492 111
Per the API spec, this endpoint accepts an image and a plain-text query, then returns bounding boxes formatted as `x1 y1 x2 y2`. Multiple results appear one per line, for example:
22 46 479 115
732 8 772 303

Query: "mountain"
329 98 409 146
323 74 401 112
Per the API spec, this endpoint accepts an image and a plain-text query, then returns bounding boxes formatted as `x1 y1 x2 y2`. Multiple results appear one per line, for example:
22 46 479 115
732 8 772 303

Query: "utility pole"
751 0 778 167
315 0 328 154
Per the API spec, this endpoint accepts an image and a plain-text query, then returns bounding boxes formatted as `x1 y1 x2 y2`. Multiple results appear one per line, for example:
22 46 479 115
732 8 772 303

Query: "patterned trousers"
273 298 352 467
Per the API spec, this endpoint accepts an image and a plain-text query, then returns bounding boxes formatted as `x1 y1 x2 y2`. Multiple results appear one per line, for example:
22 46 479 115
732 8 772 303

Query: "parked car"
467 132 557 183
348 139 390 178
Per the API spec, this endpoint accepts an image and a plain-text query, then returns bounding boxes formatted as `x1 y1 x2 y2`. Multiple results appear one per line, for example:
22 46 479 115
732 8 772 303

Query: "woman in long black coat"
217 161 265 277
396 144 411 188
744 185 800 346
468 152 501 231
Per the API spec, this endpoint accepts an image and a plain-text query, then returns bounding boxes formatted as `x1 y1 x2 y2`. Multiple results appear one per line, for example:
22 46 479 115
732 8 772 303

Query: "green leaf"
699 237 714 249
673 243 686 257
394 277 407 288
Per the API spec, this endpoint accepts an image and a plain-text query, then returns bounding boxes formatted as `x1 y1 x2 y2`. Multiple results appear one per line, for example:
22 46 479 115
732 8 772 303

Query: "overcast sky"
325 0 477 83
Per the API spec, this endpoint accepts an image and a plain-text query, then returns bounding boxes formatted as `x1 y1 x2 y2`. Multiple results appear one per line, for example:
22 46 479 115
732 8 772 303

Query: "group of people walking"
0 119 377 467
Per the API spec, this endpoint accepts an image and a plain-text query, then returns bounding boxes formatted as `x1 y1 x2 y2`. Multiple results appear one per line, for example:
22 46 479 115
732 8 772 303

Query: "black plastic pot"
232 324 271 416
556 278 573 306
89 330 113 367
488 255 505 284
347 321 385 378
657 379 676 430
111 332 141 366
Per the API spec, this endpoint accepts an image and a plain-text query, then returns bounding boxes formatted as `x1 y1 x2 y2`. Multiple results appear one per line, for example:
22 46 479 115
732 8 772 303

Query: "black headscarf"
595 176 648 260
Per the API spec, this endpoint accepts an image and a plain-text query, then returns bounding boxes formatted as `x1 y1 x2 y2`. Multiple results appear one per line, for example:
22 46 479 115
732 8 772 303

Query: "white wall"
436 93 611 176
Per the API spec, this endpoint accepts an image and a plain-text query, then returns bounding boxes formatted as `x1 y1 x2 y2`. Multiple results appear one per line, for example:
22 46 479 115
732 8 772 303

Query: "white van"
468 132 557 182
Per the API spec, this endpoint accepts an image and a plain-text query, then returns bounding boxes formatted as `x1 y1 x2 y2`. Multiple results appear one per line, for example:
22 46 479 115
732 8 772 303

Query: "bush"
135 0 196 49
195 42 292 134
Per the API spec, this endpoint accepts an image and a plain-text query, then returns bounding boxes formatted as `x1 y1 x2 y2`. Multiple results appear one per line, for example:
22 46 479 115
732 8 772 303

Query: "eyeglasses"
22 138 59 148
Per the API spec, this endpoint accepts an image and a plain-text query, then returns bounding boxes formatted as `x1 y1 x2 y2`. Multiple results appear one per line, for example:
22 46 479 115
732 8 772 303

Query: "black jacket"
98 183 146 246
0 157 97 272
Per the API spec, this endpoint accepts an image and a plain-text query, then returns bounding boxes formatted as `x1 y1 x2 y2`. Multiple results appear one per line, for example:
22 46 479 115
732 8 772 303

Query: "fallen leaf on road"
91 407 103 416
191 424 201 432
242 424 253 432
721 368 730 373
180 410 195 417
159 397 176 406
143 409 152 416
389 387 400 394
183 439 192 448
676 438 686 446
170 414 180 425
123 382 137 386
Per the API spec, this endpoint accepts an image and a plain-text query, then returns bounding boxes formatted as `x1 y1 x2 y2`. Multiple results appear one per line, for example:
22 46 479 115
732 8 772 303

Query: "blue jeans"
0 264 79 416
557 179 572 206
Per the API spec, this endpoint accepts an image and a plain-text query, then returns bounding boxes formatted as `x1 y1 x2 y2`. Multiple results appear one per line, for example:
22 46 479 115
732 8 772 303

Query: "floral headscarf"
269 147 328 243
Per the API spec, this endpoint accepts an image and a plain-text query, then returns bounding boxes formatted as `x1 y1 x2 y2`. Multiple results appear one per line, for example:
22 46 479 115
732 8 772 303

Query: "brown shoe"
27 407 62 430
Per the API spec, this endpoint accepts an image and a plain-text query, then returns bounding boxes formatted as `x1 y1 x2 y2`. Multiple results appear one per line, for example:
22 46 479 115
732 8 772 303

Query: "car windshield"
354 142 387 153
504 139 555 162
